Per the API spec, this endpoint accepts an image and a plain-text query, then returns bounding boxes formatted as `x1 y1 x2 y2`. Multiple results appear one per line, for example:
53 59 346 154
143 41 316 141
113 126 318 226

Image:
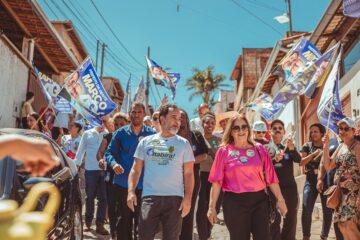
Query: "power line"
90 0 146 69
243 0 284 13
230 0 283 36
68 0 143 72
53 0 144 82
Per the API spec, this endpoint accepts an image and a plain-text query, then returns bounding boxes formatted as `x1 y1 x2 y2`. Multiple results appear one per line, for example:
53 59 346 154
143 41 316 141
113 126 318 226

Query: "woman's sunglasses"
338 126 350 132
231 124 248 132
255 131 266 134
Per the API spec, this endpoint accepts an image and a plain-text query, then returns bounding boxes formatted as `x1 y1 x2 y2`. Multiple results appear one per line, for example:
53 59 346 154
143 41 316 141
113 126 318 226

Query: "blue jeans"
85 170 107 224
301 172 333 238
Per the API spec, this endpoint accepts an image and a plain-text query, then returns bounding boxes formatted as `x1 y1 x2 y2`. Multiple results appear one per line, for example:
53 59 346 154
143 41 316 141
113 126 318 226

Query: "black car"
0 128 83 240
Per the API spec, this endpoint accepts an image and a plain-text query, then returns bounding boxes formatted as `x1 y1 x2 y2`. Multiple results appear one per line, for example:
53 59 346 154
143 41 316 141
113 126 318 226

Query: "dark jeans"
180 164 200 240
106 182 117 234
196 171 222 240
302 172 333 238
139 195 183 240
222 190 270 240
114 185 142 240
270 186 298 240
85 170 107 224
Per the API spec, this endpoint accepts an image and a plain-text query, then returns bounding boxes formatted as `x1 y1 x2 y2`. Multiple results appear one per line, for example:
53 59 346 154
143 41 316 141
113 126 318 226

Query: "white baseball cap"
252 121 268 132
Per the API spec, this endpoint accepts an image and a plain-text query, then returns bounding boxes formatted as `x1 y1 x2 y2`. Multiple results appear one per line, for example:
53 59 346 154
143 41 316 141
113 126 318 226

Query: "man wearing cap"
190 103 210 134
265 119 301 240
322 117 360 239
252 120 269 145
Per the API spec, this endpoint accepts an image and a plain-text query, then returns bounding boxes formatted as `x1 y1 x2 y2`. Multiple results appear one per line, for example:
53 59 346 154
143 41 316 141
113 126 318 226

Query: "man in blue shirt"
105 102 155 240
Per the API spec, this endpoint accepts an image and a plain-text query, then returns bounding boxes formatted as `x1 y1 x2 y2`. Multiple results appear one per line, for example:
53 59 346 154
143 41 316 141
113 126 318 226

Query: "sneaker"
96 223 110 235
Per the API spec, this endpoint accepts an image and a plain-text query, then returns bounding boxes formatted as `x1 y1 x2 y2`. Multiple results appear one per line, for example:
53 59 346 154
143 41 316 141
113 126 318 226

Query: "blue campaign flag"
121 75 132 114
343 0 360 18
303 43 340 98
275 37 321 83
247 94 283 121
58 57 117 127
317 51 345 134
146 56 180 99
33 65 72 113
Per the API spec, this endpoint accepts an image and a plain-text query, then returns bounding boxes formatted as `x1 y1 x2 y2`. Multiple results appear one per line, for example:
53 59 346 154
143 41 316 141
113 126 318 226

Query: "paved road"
83 203 336 239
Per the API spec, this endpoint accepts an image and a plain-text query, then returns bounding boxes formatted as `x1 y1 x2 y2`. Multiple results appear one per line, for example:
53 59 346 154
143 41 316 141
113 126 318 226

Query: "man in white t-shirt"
127 104 195 240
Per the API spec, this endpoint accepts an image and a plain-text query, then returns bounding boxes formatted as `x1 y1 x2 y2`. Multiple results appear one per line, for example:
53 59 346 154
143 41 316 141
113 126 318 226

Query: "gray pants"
139 196 183 240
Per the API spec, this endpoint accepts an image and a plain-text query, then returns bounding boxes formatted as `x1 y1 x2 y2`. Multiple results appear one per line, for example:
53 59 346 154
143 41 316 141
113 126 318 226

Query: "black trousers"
114 185 142 240
223 190 270 240
106 182 117 234
196 171 222 240
179 164 200 240
270 186 298 240
139 196 183 240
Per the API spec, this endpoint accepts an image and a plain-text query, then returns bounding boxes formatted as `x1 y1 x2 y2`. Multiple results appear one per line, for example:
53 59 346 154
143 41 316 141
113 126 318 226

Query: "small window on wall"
344 41 360 73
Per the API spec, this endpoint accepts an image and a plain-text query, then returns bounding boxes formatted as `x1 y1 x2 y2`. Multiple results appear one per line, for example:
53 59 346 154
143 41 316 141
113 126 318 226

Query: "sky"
38 0 330 118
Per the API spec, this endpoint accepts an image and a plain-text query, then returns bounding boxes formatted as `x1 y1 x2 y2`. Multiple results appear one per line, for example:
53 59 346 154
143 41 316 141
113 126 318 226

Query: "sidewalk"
83 203 336 240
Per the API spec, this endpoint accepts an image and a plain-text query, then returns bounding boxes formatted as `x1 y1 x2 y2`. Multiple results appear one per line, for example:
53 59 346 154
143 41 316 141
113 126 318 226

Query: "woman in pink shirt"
207 115 287 240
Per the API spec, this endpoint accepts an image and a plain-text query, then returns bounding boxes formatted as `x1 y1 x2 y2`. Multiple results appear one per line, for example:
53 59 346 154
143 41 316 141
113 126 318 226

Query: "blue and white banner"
146 56 180 99
343 0 360 18
34 65 72 113
134 77 146 105
275 37 321 83
247 94 283 121
317 51 345 134
59 57 117 127
303 43 340 98
121 75 132 115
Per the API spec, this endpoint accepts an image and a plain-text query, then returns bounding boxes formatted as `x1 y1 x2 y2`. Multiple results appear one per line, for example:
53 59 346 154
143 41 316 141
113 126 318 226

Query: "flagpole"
145 47 150 114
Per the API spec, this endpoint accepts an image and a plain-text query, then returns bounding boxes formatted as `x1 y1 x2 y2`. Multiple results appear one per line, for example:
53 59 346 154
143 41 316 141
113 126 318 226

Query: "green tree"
186 66 228 107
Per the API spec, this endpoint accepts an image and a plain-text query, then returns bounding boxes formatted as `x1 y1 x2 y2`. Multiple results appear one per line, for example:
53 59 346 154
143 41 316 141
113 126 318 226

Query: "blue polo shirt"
105 124 155 189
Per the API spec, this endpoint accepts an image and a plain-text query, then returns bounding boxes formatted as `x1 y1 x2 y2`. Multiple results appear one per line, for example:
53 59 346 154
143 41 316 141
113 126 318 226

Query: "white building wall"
0 38 29 128
340 60 360 118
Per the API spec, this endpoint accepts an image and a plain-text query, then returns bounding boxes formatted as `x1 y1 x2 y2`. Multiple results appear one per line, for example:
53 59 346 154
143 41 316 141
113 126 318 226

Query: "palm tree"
186 66 228 107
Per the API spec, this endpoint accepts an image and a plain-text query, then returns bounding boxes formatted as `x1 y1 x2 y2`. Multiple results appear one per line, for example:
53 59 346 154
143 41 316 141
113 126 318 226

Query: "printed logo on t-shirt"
146 145 176 165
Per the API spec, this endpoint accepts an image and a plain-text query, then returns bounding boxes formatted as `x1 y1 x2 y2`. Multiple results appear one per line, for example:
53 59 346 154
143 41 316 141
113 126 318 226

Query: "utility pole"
145 46 150 114
100 43 107 80
95 40 100 71
286 0 293 36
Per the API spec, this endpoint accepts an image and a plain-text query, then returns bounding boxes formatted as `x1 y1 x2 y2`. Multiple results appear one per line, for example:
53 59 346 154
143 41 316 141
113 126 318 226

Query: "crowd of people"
14 90 360 240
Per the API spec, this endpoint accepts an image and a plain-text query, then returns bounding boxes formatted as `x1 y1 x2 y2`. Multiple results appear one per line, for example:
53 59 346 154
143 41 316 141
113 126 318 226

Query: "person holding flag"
265 119 301 240
322 117 360 240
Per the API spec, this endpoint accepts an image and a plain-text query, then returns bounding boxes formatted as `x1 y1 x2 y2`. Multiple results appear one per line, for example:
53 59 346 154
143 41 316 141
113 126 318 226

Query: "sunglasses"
272 127 283 131
338 127 350 132
255 131 266 134
153 117 159 121
231 124 248 132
